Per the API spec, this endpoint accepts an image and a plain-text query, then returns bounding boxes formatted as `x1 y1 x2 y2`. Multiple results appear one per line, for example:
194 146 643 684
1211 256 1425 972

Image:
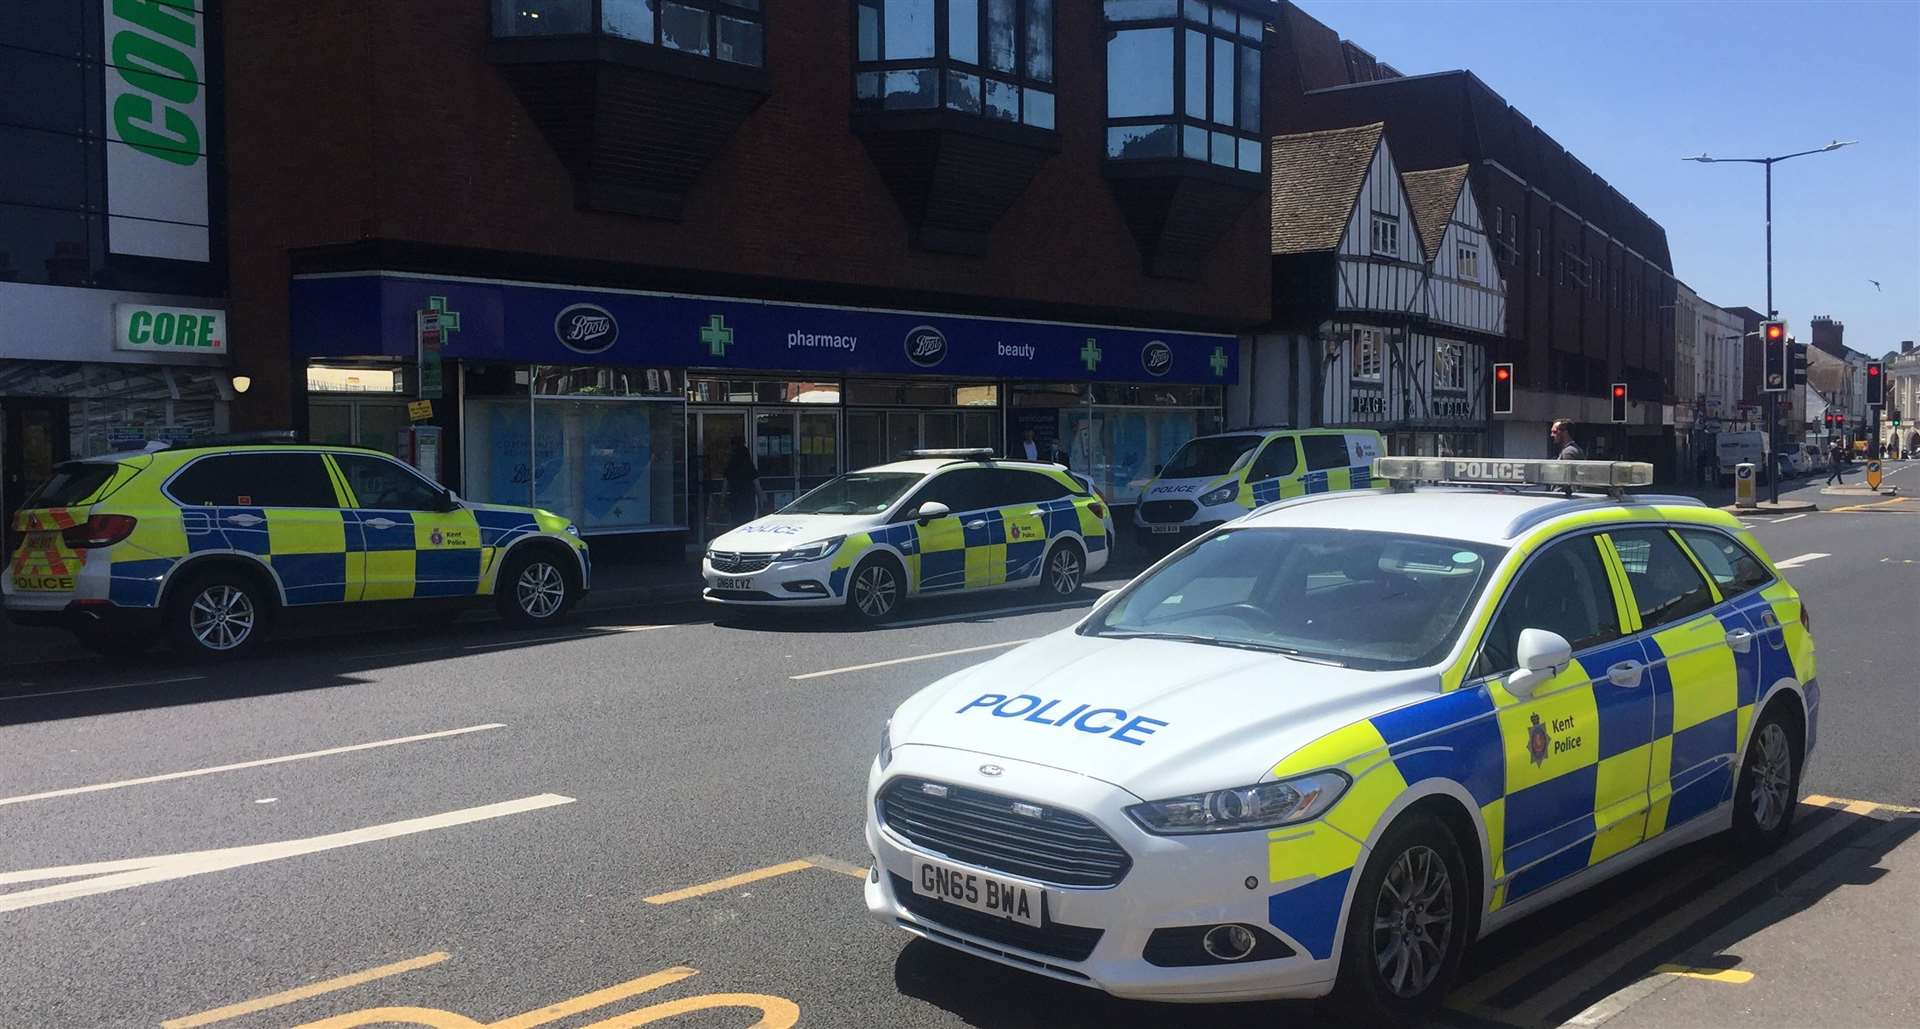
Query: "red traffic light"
1763 322 1785 342
1613 384 1626 398
1495 366 1511 381
1869 365 1881 376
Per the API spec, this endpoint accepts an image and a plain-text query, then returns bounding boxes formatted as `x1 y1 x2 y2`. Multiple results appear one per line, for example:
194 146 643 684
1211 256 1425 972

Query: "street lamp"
1684 139 1857 500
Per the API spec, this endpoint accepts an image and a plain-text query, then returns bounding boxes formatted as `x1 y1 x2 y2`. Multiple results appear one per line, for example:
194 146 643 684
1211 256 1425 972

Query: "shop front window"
1103 0 1264 171
854 0 1055 127
1012 381 1222 504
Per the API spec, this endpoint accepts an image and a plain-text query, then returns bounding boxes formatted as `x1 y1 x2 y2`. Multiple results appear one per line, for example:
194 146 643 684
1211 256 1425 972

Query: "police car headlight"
1198 485 1238 506
564 523 580 537
778 536 845 562
1126 771 1349 835
879 720 893 770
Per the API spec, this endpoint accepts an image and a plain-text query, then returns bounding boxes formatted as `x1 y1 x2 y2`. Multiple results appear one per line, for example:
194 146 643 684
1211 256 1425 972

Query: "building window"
1370 213 1399 257
494 1 767 67
1353 328 1383 381
1103 0 1265 172
1435 342 1465 390
854 0 1054 127
1456 244 1478 282
1532 226 1543 278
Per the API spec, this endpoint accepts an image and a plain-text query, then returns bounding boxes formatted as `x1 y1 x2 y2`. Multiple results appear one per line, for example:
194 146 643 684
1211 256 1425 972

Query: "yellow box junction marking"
643 856 868 904
1655 963 1755 984
164 952 451 1028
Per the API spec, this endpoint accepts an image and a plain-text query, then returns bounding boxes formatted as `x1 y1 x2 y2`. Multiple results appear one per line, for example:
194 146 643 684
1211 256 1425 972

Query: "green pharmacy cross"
701 315 734 357
1209 345 1229 377
425 296 461 334
1080 338 1103 372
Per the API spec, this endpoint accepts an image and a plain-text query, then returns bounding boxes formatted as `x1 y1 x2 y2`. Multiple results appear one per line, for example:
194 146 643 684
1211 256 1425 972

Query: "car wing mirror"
1506 628 1573 697
915 501 951 524
437 490 462 513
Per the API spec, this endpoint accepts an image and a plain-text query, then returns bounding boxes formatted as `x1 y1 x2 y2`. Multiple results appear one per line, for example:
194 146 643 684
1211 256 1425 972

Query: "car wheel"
1334 813 1472 1025
496 547 578 627
846 556 903 623
1730 705 1802 853
166 569 269 660
1042 541 1084 597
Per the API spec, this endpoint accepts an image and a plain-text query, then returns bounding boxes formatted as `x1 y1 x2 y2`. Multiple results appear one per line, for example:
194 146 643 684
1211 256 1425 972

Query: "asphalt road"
0 474 1914 1029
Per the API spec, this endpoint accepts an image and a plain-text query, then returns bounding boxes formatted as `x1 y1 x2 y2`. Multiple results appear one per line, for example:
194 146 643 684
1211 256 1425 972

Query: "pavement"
0 464 1915 1028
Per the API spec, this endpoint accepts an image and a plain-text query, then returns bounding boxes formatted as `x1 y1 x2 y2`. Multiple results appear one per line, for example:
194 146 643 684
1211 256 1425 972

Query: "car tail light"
62 514 137 548
1089 502 1106 519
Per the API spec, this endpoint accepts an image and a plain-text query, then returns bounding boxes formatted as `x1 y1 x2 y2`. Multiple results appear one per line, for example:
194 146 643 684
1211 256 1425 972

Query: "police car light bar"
909 448 998 459
1372 457 1654 489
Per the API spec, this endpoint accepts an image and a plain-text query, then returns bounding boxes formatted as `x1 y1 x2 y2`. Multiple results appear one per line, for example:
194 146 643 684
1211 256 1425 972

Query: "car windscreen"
780 472 924 516
23 462 122 508
1158 436 1262 478
1082 527 1506 671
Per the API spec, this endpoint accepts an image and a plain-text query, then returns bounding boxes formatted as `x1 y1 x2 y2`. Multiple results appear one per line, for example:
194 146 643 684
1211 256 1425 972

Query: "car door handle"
1725 628 1755 654
1607 660 1645 687
965 519 988 530
222 513 264 527
363 517 398 530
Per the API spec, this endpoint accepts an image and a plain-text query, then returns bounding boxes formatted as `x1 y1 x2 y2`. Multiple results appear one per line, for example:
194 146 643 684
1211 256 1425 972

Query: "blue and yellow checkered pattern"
827 492 1105 598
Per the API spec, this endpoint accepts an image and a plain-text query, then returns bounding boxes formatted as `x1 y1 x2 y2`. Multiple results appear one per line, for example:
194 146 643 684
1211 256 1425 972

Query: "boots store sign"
293 273 1239 386
103 0 212 263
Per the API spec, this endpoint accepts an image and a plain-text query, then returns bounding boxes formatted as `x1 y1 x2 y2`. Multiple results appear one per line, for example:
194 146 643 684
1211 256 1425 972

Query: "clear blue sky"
1297 0 1920 356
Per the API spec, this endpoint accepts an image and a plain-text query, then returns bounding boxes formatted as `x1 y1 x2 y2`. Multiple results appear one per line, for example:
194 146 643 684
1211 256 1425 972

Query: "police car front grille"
891 874 1104 962
879 778 1132 888
1138 500 1196 524
707 551 775 574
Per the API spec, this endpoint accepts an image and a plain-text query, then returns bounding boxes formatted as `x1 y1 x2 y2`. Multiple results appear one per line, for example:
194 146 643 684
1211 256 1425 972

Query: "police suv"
866 457 1816 1020
1134 428 1384 547
4 438 589 658
703 450 1109 621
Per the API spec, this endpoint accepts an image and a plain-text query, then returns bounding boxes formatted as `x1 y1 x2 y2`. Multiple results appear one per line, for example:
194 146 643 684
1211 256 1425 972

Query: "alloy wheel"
189 585 256 652
516 561 566 619
1371 844 1455 999
1048 548 1082 595
854 564 898 618
1749 722 1794 832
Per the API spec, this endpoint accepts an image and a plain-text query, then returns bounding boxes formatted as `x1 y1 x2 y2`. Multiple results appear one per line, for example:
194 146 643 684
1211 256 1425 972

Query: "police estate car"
1134 428 1384 547
4 438 589 658
866 457 1816 1020
703 450 1109 621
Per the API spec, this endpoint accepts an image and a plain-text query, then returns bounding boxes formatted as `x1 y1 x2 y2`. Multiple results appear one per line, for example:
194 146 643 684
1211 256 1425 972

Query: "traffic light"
1761 321 1787 392
1610 382 1627 423
1492 363 1514 415
1867 360 1884 406
1790 342 1810 389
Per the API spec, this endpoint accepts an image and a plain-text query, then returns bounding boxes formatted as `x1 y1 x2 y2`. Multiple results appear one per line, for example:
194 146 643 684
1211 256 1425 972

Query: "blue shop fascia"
292 271 1238 544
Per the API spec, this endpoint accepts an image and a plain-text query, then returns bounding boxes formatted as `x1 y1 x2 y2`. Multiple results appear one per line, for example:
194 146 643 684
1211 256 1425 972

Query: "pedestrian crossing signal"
1493 363 1514 415
1611 383 1627 424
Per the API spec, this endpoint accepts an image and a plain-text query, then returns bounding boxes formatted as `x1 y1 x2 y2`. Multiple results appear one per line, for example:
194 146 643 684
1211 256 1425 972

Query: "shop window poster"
580 405 652 532
484 404 565 507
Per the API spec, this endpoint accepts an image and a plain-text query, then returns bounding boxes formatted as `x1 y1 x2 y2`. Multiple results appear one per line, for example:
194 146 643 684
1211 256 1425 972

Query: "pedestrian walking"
1825 440 1847 485
1550 419 1586 461
725 439 763 524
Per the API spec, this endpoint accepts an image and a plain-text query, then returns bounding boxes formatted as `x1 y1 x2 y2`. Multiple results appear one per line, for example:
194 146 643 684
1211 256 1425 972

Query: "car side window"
1249 437 1300 480
333 453 444 511
1676 529 1773 598
906 469 994 515
1478 535 1620 677
1608 527 1716 629
168 453 339 508
1000 469 1072 506
1301 434 1350 472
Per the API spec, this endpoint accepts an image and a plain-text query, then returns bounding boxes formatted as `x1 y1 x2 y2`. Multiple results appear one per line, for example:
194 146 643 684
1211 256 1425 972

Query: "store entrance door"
694 409 751 543
310 398 412 457
2 399 67 550
754 409 839 512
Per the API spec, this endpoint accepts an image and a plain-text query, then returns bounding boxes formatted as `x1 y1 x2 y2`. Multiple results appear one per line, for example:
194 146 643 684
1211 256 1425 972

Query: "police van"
1133 428 1384 547
703 450 1108 621
4 438 589 658
867 457 1816 1020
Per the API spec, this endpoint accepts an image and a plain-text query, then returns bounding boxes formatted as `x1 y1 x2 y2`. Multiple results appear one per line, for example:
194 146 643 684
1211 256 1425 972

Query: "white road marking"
0 723 505 808
1773 552 1830 569
0 675 205 703
0 793 574 913
1769 513 1809 523
881 598 1097 629
790 639 1033 680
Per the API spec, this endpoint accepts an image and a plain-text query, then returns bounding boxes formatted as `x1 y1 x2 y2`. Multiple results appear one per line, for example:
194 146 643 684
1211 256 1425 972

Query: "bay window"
854 0 1056 128
493 1 766 67
1104 0 1265 172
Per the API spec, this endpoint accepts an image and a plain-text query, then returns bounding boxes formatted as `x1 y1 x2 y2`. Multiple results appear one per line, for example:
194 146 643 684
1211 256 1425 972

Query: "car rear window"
24 462 122 508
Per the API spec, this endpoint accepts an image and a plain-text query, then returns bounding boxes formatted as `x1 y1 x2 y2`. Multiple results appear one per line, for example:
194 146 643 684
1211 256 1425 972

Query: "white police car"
703 451 1109 621
866 457 1817 1020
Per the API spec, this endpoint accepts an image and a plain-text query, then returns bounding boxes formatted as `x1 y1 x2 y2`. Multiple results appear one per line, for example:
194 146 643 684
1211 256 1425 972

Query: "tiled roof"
1400 165 1470 263
1270 122 1385 255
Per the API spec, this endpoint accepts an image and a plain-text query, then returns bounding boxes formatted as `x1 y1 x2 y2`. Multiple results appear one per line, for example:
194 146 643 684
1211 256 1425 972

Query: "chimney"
1905 340 1915 353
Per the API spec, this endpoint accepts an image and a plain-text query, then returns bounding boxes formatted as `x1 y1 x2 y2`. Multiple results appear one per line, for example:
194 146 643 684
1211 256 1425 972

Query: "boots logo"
555 303 619 354
1141 340 1173 377
905 325 948 368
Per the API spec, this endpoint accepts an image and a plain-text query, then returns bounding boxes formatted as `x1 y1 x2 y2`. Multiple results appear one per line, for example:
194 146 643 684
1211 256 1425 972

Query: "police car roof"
862 457 1068 475
1235 487 1708 545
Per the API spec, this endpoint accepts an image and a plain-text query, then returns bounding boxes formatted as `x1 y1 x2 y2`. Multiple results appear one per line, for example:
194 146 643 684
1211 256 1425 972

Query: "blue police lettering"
954 694 1169 743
